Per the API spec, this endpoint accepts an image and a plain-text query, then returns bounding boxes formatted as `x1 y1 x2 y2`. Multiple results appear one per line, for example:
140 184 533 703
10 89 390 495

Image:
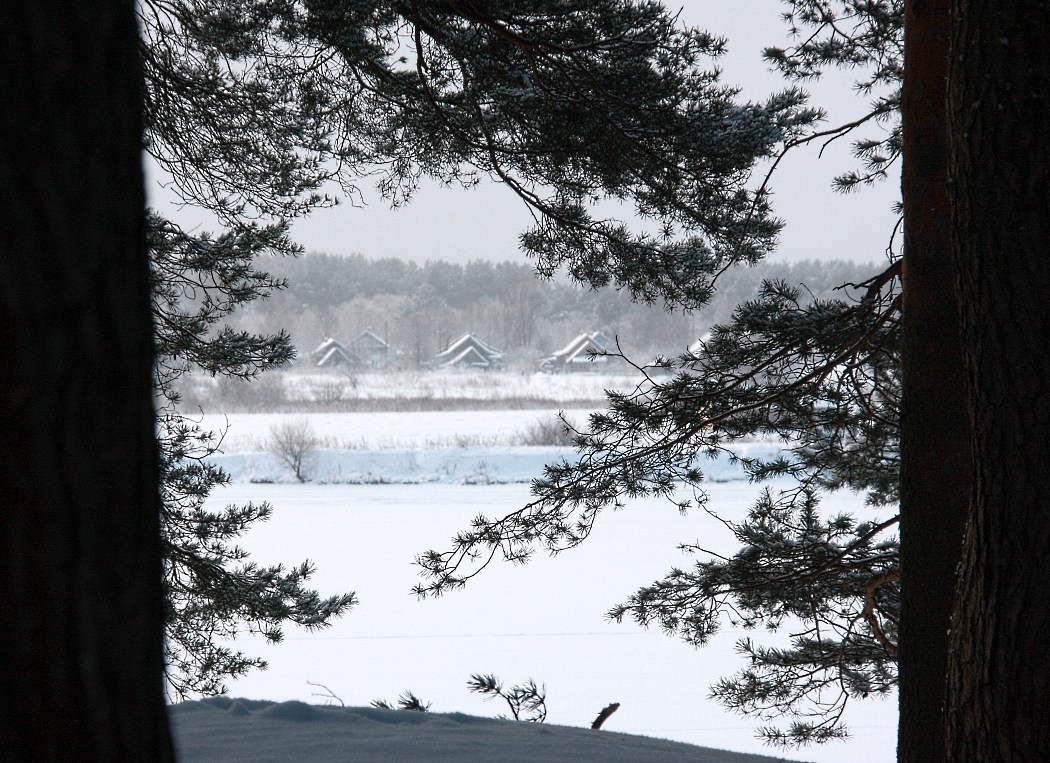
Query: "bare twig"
307 681 345 707
862 570 900 657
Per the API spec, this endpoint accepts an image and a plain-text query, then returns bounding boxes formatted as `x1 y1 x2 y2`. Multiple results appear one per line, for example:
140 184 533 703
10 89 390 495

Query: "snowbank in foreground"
170 698 802 763
209 441 783 486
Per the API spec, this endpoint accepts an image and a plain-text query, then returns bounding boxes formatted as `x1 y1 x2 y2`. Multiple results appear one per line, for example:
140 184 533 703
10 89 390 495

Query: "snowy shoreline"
210 442 784 486
201 409 784 486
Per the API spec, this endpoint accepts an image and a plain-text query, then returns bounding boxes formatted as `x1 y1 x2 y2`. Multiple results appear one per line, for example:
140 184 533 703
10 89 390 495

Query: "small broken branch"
591 702 620 730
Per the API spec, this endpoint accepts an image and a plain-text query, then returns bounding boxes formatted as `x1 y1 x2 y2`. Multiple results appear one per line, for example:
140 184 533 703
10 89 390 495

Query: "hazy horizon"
147 0 900 268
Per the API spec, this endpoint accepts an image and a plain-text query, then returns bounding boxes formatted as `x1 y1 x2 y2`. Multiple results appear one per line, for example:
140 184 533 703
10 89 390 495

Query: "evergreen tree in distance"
139 0 816 696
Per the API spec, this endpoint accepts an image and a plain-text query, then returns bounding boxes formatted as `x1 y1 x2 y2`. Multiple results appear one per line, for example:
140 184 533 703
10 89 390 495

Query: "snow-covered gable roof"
347 330 391 368
350 330 388 351
439 345 492 369
550 333 588 359
316 345 354 367
550 332 612 364
435 333 503 368
311 336 346 360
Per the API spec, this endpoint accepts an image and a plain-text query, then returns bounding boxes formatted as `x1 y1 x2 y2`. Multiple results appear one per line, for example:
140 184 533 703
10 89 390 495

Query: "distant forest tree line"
233 252 879 372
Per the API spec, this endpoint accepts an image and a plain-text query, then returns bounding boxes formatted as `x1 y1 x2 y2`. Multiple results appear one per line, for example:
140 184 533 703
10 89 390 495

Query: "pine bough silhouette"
467 674 548 723
369 675 620 730
371 691 431 713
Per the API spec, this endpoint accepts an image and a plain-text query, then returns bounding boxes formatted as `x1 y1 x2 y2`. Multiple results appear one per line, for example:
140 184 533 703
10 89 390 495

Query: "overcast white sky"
148 1 900 267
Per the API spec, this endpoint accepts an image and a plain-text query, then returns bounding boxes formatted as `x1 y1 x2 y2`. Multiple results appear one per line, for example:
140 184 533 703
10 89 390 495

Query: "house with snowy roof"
310 337 354 368
347 330 390 369
540 331 616 373
434 333 503 370
310 332 392 369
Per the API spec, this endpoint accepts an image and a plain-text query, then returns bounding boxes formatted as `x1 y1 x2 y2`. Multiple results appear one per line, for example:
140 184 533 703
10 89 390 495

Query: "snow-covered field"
187 368 645 411
199 406 899 762
274 369 643 404
201 408 596 453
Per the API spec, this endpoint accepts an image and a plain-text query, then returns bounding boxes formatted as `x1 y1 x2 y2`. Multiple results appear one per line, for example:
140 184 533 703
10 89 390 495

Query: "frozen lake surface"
204 438 898 763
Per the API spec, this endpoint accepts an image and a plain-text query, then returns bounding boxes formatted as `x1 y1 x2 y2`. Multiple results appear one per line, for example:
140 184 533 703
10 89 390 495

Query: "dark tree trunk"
945 0 1050 758
0 3 174 760
898 1 972 760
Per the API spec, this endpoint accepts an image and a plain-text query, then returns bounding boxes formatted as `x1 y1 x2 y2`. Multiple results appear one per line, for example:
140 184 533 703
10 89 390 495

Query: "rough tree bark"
0 3 175 759
945 0 1050 759
898 1 972 760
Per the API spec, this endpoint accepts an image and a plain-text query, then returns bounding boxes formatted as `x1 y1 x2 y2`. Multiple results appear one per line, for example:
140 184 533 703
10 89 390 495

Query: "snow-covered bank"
210 441 783 486
170 697 801 763
213 446 571 485
202 409 786 485
200 409 593 451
